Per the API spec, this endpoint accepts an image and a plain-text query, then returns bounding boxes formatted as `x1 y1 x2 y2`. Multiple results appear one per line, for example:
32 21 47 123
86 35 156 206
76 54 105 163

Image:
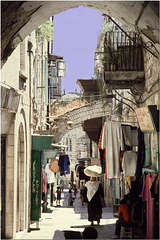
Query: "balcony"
103 31 145 90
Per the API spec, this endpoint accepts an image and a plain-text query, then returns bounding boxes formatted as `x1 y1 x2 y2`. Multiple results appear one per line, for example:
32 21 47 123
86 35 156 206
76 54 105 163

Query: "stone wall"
142 49 159 107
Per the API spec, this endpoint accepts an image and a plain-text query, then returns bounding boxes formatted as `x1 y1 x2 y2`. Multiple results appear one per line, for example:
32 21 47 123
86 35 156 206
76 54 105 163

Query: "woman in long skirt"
83 177 104 225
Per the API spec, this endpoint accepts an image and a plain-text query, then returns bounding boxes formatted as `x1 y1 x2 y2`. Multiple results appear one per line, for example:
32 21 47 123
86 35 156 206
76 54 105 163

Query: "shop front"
97 104 159 239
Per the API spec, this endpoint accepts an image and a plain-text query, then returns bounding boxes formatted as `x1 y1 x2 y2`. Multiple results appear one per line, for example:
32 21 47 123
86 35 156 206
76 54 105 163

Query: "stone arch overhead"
1 1 159 64
53 100 111 142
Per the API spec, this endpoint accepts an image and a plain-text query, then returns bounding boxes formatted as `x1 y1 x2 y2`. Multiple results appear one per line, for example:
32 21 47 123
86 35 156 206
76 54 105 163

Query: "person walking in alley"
83 165 104 226
80 180 85 206
68 188 74 206
56 186 61 206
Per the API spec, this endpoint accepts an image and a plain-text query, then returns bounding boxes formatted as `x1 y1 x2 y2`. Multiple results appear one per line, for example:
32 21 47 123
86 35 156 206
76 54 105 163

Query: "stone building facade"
1 30 49 239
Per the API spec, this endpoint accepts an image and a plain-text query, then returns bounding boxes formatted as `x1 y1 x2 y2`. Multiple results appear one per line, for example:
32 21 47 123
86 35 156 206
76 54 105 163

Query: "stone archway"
1 1 159 65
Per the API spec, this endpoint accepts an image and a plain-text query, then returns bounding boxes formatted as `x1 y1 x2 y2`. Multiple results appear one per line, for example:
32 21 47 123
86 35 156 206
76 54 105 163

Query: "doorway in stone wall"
16 123 25 232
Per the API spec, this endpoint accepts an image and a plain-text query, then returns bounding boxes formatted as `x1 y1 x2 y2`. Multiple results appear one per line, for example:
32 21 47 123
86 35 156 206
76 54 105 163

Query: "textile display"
101 121 124 179
135 128 145 177
98 124 104 149
42 169 46 193
122 151 137 177
122 126 138 147
58 154 70 176
141 173 157 239
45 163 56 183
98 124 105 174
144 133 151 167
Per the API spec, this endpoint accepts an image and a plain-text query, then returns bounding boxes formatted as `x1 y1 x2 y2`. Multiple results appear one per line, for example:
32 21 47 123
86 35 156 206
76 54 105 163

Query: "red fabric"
42 170 46 193
141 173 157 239
98 124 104 149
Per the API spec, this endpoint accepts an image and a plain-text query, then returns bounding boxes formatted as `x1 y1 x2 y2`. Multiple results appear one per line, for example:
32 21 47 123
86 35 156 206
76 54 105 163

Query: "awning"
32 135 53 150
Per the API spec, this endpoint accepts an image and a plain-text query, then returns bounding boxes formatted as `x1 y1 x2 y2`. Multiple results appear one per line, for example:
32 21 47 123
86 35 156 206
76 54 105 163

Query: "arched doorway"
16 123 25 232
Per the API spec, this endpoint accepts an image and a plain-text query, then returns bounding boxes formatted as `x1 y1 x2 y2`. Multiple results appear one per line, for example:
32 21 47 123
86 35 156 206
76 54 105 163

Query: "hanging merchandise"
50 158 60 173
141 173 157 239
122 125 138 147
135 128 145 177
58 151 70 176
122 151 137 177
98 124 105 174
143 133 152 168
42 169 46 194
45 162 56 184
101 121 124 179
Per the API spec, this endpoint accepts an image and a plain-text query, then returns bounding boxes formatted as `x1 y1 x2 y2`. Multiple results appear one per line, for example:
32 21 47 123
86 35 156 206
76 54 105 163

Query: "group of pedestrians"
55 164 136 239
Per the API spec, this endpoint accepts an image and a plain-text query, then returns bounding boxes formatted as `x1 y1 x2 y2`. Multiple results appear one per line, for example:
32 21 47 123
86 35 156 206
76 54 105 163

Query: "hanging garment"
122 126 132 147
98 124 105 174
143 133 152 167
122 126 138 147
58 154 70 176
122 151 137 177
150 132 159 171
45 163 56 183
42 169 46 193
126 176 136 189
98 124 104 149
135 128 145 177
101 121 124 179
141 173 157 239
99 149 105 174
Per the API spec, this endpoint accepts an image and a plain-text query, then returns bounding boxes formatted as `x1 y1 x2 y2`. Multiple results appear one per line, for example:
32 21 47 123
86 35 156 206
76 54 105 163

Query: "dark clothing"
135 128 145 177
58 154 70 176
115 219 137 236
84 183 104 222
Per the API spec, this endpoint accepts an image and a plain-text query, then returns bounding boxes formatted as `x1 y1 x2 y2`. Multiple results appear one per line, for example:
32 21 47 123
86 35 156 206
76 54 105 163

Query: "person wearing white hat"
83 165 105 226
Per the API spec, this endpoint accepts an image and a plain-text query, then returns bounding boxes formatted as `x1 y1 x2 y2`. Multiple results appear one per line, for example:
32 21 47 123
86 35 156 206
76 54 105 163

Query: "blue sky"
53 6 103 94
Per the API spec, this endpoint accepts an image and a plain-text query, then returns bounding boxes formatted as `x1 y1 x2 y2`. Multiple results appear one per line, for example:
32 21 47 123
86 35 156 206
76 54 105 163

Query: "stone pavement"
20 189 117 239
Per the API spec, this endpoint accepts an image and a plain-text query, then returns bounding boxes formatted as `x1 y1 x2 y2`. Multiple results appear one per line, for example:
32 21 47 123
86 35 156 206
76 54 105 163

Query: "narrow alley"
20 189 117 240
1 2 159 240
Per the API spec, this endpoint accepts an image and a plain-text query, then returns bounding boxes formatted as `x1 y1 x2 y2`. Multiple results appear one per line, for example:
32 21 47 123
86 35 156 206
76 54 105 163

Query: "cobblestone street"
19 189 117 239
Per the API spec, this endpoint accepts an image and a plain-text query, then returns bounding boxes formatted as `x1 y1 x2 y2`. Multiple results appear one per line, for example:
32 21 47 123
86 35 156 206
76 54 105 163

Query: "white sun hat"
84 165 102 177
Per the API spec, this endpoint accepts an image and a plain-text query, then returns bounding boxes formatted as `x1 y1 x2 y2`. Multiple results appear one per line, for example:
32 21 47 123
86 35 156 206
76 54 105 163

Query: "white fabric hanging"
101 121 124 179
45 163 56 183
122 151 137 177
